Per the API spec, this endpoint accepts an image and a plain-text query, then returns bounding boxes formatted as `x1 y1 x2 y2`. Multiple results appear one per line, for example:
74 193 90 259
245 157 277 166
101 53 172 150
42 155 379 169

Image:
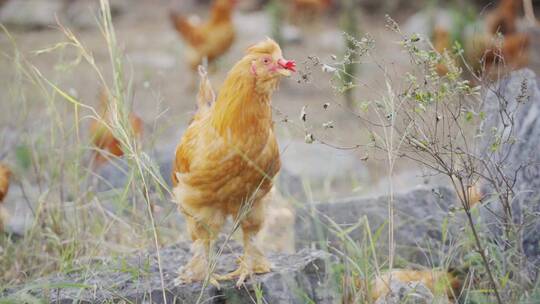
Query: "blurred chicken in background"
170 0 237 71
467 31 530 73
0 163 11 233
290 0 333 23
485 0 521 35
89 89 143 167
432 26 455 76
365 269 463 301
430 0 535 77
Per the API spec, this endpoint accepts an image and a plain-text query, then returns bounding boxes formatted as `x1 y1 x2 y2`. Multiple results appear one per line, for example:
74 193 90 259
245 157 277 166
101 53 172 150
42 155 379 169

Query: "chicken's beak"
277 58 296 77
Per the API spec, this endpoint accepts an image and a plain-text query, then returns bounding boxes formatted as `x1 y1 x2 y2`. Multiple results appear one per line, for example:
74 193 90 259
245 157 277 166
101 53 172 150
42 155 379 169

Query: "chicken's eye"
262 58 271 65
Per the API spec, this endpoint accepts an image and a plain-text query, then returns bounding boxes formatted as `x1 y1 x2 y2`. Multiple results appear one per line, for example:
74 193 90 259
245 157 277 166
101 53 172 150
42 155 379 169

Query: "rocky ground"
5 242 339 303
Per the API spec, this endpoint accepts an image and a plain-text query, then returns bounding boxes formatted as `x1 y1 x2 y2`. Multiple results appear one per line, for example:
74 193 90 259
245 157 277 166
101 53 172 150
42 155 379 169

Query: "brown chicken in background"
433 0 532 77
485 0 521 35
364 269 463 301
432 26 454 75
89 90 143 167
465 31 530 75
482 32 530 70
290 0 332 23
0 163 11 232
170 0 236 70
172 39 296 287
480 0 531 74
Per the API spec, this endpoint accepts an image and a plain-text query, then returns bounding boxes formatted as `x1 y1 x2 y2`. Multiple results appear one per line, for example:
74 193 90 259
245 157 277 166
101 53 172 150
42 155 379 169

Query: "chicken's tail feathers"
196 65 215 110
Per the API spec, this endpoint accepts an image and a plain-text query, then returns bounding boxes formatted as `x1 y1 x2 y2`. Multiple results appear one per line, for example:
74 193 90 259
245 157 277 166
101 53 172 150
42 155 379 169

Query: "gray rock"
0 0 64 29
373 280 436 304
295 186 462 266
479 69 540 268
6 243 340 304
0 0 127 30
65 0 128 29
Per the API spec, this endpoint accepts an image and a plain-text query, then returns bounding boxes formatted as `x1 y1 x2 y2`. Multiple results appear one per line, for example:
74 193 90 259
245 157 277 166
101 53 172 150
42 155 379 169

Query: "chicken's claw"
217 256 271 288
174 255 222 289
174 272 222 290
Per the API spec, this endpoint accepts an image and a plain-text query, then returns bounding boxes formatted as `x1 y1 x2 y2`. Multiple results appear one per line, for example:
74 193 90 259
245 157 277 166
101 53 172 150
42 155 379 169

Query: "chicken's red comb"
278 59 297 72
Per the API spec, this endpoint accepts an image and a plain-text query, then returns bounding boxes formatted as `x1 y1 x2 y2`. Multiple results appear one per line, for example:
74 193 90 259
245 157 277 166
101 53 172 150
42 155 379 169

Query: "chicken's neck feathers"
210 70 273 138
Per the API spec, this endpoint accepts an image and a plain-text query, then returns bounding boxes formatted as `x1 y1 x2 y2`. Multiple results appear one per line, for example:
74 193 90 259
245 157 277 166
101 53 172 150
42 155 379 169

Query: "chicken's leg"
219 200 271 287
175 208 225 287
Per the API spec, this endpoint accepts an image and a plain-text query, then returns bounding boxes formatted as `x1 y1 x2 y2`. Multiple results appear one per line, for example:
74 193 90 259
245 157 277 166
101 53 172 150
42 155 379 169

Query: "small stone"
322 121 334 129
304 133 314 144
0 0 63 29
300 105 307 122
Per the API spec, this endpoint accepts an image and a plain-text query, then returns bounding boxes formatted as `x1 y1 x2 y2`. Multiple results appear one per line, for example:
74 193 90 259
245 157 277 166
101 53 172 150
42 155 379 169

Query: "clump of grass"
293 13 538 304
0 1 177 301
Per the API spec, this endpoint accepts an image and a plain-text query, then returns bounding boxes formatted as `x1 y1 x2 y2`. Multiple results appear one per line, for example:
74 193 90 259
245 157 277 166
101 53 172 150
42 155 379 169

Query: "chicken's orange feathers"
90 90 143 167
0 163 11 232
0 163 10 203
170 0 236 70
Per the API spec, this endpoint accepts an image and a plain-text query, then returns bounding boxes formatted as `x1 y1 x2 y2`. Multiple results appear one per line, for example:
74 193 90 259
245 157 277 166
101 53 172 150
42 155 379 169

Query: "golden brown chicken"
483 33 530 70
485 0 522 35
370 269 462 300
352 269 462 302
465 32 530 75
0 163 11 232
291 0 332 23
432 26 454 76
89 90 143 167
172 39 296 287
432 33 529 79
170 0 236 70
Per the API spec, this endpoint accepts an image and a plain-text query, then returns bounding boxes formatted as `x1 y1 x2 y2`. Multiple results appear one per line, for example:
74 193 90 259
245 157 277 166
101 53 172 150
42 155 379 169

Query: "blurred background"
2 0 538 198
0 0 539 291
